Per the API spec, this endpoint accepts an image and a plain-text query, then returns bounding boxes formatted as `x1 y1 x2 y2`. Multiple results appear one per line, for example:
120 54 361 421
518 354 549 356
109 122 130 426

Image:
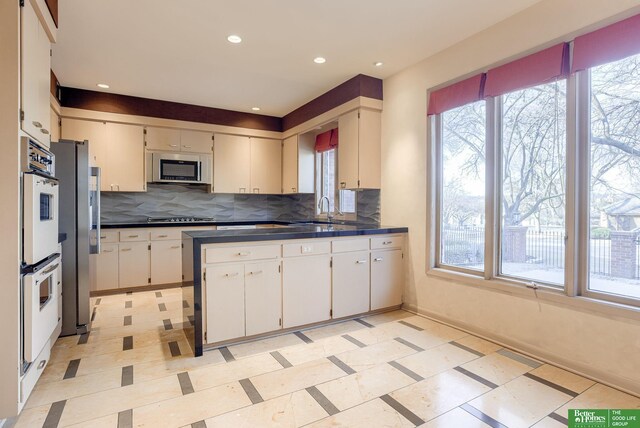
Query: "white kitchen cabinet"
181 130 213 154
21 0 51 147
338 109 381 190
107 123 145 192
145 127 181 151
95 243 119 291
370 249 403 310
213 134 251 193
151 240 182 285
332 251 370 318
205 264 245 343
244 261 281 336
282 255 331 328
250 138 281 194
281 134 315 194
61 118 108 175
118 242 150 288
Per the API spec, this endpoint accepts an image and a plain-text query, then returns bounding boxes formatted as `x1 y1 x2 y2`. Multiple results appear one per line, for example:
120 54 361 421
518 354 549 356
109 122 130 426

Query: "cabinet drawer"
99 230 119 243
205 244 280 264
283 241 331 257
119 230 150 242
150 228 182 241
332 238 369 253
371 235 403 250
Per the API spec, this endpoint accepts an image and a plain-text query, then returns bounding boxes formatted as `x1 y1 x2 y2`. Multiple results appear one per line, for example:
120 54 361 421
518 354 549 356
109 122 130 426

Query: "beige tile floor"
13 287 640 428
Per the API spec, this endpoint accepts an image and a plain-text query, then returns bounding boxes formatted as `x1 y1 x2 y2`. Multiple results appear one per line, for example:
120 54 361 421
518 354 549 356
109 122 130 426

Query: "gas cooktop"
146 217 216 223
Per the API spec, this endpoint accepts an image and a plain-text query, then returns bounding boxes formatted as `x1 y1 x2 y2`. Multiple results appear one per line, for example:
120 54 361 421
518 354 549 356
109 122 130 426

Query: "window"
315 148 356 219
500 80 567 286
439 101 486 270
588 53 640 300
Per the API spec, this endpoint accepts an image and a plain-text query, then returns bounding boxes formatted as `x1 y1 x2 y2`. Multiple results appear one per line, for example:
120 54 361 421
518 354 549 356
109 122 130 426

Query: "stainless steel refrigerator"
50 140 101 336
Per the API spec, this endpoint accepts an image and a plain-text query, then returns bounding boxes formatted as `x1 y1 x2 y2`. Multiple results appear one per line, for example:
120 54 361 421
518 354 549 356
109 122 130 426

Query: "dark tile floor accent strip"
123 315 132 326
178 372 195 395
549 412 570 425
158 303 167 312
188 315 195 326
77 332 90 345
123 336 134 351
379 394 425 426
155 291 162 298
327 355 356 375
394 337 425 352
163 319 173 330
460 403 508 428
183 300 189 308
239 378 264 404
168 341 181 357
341 334 367 348
191 421 207 428
219 346 235 362
306 386 340 416
523 373 579 397
124 300 132 309
497 348 541 368
95 298 101 305
90 307 97 322
354 318 375 328
270 351 293 368
294 331 313 344
63 359 81 379
42 400 66 428
388 361 424 382
454 366 499 389
121 365 134 387
449 341 485 357
398 320 424 331
117 409 133 428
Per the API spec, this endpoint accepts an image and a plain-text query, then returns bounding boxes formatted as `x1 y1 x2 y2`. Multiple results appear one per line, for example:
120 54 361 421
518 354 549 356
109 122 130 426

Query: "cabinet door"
282 255 331 328
181 130 213 154
213 134 250 193
150 240 182 285
145 127 180 152
205 264 245 343
250 138 281 194
118 242 150 288
95 243 119 291
358 109 381 189
332 251 370 318
245 261 281 336
338 110 359 190
61 118 110 189
106 123 145 192
282 135 298 194
370 249 403 310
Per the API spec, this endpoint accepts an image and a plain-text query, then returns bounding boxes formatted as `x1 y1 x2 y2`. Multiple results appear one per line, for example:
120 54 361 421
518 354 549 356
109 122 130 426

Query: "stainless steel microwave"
148 152 212 184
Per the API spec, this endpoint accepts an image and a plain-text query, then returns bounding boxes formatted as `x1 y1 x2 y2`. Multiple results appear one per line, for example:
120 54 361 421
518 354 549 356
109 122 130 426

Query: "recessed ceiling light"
96 83 109 89
374 61 384 67
227 35 242 44
252 107 260 111
313 57 326 64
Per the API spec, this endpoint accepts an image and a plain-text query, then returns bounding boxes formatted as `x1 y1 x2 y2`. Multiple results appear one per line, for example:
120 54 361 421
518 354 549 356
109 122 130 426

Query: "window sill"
426 267 640 322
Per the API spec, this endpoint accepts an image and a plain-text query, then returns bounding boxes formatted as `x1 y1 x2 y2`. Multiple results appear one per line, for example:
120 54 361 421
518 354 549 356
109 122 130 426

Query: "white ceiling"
52 0 541 117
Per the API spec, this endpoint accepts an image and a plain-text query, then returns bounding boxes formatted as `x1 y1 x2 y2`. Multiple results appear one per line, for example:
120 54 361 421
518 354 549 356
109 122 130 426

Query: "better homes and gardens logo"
569 409 640 428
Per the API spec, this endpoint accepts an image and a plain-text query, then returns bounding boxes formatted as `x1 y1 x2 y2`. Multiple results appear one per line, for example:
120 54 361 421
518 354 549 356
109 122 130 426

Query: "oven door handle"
41 263 59 274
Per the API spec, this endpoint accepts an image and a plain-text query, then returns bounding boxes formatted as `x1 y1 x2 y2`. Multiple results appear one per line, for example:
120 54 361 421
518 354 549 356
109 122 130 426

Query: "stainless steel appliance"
51 140 101 336
147 216 216 224
148 152 212 184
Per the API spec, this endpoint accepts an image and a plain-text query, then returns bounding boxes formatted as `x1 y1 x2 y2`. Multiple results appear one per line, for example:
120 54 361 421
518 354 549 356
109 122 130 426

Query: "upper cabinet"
338 109 381 190
281 134 314 194
213 134 282 194
61 118 145 192
21 0 52 147
49 107 60 143
145 127 213 154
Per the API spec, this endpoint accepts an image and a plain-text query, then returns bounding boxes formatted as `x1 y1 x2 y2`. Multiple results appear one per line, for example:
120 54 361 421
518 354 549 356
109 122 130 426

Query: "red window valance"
315 128 338 152
427 74 485 116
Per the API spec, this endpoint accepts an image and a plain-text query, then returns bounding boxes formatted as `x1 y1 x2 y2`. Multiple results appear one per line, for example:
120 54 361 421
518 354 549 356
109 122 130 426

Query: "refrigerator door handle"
90 167 101 255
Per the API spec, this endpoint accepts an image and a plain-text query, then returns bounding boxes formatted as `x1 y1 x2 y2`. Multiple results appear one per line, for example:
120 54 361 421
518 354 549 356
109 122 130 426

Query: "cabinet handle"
253 188 259 193
103 249 114 253
291 187 296 192
37 359 47 370
382 241 393 245
100 235 107 239
128 235 139 238
157 234 168 238
171 245 180 249
182 145 192 148
41 128 50 135
340 182 346 189
356 260 367 264
239 188 246 193
248 270 263 275
121 248 132 252
32 121 42 128
224 272 239 278
237 252 251 256
169 144 178 147
373 257 383 262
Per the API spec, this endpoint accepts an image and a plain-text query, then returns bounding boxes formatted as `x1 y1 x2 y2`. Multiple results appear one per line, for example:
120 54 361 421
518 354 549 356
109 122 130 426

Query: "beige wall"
382 0 640 395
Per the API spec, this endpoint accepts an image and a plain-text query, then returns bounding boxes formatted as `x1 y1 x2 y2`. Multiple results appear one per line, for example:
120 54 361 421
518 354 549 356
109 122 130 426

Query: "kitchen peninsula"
181 222 408 356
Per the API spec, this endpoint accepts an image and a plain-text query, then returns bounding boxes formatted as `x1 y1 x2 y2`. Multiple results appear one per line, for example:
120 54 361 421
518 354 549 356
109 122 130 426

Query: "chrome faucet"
318 195 333 221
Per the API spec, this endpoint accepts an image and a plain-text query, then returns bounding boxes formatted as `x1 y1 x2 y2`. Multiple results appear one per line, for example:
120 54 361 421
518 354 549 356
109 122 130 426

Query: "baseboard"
90 282 184 297
402 303 640 398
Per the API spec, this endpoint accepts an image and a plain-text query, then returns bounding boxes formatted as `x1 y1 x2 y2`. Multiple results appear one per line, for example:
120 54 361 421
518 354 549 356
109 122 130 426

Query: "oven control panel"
22 137 55 177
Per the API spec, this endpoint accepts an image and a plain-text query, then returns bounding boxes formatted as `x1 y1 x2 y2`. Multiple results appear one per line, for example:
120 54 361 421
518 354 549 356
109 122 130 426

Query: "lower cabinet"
371 249 403 310
118 242 150 288
205 264 246 343
151 240 182 285
282 255 331 328
95 243 119 291
245 261 281 336
332 251 370 318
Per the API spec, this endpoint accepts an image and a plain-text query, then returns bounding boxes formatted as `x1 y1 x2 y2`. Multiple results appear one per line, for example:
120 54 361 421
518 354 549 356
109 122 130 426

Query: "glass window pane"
316 148 357 216
589 53 640 300
440 101 486 270
500 81 567 286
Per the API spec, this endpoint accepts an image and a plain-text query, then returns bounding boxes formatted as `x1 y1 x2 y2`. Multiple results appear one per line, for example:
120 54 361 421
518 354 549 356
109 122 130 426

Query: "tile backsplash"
101 184 381 224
